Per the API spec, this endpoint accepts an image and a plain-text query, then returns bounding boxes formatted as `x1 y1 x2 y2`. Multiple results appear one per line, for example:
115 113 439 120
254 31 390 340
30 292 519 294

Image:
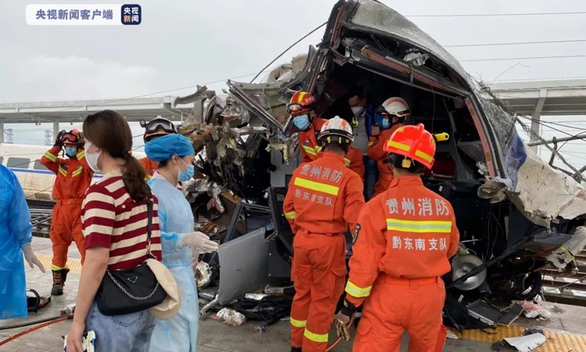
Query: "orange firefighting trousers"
50 199 86 269
290 230 347 352
353 275 446 352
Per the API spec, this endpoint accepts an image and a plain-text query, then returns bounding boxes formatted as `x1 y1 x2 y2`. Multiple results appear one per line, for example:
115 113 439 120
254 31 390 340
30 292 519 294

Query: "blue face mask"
293 115 310 131
381 118 390 129
65 147 77 157
177 158 194 182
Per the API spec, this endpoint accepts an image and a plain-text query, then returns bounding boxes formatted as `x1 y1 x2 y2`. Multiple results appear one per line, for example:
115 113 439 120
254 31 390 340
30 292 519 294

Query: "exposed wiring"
445 38 586 48
406 11 586 18
461 54 586 63
250 21 327 83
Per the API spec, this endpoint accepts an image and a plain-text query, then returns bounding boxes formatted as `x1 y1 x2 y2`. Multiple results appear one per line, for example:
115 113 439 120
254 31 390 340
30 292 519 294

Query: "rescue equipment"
317 116 354 144
140 116 178 143
286 91 317 116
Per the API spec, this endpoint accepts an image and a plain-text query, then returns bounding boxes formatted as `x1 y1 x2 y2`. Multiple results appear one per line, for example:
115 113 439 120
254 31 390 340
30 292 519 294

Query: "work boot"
291 347 302 352
51 268 70 296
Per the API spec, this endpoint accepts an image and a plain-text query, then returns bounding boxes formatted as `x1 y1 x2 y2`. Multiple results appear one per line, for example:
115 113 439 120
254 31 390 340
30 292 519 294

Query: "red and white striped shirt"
82 168 162 270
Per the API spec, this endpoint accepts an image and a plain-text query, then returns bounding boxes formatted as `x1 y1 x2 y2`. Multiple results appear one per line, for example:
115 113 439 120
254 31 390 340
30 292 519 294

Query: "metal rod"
527 133 586 146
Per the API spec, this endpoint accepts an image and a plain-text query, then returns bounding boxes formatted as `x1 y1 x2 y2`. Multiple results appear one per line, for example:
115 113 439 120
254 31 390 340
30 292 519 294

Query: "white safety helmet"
318 116 354 144
379 97 410 118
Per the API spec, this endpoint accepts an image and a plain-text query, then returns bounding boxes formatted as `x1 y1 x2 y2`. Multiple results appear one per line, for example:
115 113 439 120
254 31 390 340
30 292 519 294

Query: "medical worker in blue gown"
145 134 219 352
0 164 46 320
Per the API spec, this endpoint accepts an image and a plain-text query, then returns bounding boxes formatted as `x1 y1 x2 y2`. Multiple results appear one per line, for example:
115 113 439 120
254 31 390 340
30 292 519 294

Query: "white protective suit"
148 174 199 352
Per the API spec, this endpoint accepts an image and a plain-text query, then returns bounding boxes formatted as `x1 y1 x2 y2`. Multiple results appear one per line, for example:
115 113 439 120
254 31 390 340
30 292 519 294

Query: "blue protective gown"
0 165 34 320
148 175 199 352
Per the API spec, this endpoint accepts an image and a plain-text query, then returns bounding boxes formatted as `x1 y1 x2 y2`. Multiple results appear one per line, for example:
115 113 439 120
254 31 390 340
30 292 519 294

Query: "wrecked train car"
185 0 586 326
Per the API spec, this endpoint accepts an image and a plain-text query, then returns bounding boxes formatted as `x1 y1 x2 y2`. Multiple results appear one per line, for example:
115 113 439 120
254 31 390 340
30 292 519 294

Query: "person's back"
338 123 459 352
286 152 364 234
356 175 458 279
284 116 365 352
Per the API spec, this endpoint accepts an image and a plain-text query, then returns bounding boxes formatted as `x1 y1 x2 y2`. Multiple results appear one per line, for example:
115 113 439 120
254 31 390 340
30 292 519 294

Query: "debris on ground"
513 300 552 321
490 330 547 352
212 308 247 326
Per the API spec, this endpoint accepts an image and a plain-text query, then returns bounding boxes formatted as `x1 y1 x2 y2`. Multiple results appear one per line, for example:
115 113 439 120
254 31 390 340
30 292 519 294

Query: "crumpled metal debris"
244 293 268 301
513 300 551 321
214 308 246 326
195 261 212 290
182 178 225 214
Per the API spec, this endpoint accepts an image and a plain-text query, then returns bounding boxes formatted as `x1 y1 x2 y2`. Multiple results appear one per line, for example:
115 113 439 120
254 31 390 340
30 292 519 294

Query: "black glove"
54 130 65 147
333 300 357 341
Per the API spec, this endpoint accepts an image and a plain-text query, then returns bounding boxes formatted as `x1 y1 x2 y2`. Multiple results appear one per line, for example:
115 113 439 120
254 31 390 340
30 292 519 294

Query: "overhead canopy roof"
0 96 194 124
489 79 586 116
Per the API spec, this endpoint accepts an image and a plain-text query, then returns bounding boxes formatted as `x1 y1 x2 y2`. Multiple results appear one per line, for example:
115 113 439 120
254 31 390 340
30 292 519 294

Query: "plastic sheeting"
147 176 200 352
0 165 33 320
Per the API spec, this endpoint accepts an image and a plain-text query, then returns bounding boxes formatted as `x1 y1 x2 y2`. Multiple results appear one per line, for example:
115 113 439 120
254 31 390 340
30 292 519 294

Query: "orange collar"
389 174 423 188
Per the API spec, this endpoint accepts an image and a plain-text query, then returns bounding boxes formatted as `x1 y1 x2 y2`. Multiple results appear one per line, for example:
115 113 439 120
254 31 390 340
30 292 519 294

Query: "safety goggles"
286 102 316 116
144 120 176 135
377 106 410 118
62 133 79 144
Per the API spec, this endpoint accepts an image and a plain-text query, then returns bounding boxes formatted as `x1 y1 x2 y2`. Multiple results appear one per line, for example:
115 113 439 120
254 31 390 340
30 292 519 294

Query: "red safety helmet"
286 91 317 116
62 129 82 146
383 123 436 169
140 116 177 143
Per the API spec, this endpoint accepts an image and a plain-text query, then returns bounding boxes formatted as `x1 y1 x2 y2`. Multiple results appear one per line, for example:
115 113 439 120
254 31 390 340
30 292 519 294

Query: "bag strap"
146 200 154 258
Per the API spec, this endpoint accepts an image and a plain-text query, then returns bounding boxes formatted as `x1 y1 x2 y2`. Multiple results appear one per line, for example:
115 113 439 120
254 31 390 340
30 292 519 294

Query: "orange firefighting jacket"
366 123 404 179
298 117 365 180
40 146 94 200
345 175 460 307
139 157 159 180
283 151 365 235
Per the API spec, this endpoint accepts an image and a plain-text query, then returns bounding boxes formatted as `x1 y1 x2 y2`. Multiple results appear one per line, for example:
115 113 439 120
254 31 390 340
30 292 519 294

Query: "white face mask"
84 141 102 172
351 106 365 117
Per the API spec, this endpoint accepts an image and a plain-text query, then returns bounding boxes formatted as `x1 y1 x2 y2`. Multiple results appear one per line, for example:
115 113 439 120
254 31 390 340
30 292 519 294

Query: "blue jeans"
363 156 378 201
85 301 156 352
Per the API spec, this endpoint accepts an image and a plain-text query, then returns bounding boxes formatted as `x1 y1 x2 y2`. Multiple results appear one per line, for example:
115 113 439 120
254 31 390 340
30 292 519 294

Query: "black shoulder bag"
95 200 167 316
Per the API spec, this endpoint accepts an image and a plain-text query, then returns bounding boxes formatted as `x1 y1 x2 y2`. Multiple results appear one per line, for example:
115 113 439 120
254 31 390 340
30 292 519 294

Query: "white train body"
0 143 146 202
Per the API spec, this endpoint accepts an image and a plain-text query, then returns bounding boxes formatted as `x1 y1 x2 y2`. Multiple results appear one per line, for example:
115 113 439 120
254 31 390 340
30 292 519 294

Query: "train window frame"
33 160 49 171
7 157 31 169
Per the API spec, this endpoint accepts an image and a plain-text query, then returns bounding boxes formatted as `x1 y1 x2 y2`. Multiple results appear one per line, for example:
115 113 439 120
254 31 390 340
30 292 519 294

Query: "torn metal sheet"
217 227 270 305
502 333 546 352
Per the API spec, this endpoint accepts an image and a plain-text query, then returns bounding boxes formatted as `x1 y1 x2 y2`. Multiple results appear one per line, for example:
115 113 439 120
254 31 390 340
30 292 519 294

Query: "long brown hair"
83 110 151 202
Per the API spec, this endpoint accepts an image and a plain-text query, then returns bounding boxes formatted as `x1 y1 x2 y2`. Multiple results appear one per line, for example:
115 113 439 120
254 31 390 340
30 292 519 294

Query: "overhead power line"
460 54 586 62
406 11 586 18
445 39 586 48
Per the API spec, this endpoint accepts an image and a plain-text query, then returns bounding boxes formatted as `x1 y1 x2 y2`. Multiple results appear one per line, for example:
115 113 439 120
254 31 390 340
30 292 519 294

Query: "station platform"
1 238 586 352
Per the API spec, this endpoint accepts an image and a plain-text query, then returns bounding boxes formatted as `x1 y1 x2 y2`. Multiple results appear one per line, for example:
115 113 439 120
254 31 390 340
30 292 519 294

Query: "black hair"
84 110 152 202
346 88 365 100
386 153 425 174
158 159 170 168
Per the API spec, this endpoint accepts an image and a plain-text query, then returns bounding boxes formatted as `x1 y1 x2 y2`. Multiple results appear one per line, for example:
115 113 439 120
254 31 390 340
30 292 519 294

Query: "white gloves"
178 232 219 253
21 243 46 273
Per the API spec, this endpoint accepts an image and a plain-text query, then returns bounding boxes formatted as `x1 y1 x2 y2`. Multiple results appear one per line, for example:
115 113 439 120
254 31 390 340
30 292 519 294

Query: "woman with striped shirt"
65 110 163 352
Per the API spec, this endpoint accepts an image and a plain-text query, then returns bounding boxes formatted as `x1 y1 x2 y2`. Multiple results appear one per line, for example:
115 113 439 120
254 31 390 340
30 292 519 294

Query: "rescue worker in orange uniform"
139 116 178 179
283 116 365 352
334 124 460 352
40 129 94 296
287 91 365 180
366 97 409 197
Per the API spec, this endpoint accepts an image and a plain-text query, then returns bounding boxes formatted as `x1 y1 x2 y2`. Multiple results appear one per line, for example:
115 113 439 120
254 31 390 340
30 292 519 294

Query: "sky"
0 0 585 170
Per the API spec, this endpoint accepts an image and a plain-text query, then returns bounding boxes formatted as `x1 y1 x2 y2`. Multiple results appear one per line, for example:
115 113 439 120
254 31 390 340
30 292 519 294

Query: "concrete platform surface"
1 238 584 352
